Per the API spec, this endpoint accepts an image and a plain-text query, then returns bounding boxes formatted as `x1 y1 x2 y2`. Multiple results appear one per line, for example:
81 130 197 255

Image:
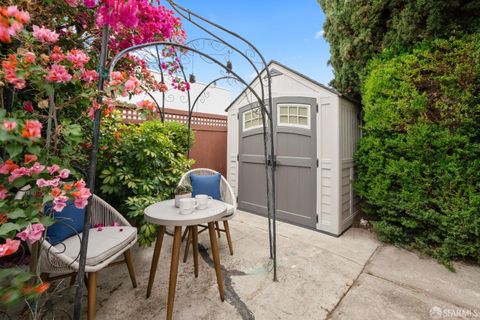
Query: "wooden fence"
119 107 227 176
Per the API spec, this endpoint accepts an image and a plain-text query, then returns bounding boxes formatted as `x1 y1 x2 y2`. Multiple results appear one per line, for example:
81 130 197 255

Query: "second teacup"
195 194 212 209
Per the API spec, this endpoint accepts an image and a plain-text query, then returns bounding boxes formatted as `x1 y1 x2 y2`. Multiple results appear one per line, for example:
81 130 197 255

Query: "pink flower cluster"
0 6 30 43
2 54 25 89
137 100 156 112
0 239 20 257
1 118 42 139
96 0 139 32
32 25 59 43
107 71 141 96
0 155 91 213
66 49 90 68
16 223 45 244
45 64 72 83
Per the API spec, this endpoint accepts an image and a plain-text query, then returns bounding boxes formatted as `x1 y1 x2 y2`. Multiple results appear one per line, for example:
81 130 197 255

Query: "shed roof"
225 60 358 112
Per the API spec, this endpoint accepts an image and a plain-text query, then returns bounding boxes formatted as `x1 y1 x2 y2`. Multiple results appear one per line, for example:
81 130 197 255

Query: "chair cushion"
45 201 85 245
55 226 136 266
190 172 222 200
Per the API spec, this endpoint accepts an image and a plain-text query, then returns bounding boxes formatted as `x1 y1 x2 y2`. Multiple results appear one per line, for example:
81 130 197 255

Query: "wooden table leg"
183 226 192 263
208 222 225 301
146 225 165 298
167 226 182 320
192 225 199 278
223 221 234 255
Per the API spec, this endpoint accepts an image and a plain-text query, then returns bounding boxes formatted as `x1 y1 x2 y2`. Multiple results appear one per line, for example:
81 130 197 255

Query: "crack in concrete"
326 244 382 319
198 244 255 320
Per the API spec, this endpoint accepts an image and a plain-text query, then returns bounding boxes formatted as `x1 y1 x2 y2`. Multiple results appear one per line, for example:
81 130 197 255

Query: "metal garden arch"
74 2 279 318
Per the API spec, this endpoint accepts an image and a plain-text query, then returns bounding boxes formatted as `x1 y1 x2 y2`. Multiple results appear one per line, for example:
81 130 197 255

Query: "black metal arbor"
74 1 278 318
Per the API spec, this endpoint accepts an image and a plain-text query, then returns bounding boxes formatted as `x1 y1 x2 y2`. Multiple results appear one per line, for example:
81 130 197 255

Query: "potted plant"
175 185 192 207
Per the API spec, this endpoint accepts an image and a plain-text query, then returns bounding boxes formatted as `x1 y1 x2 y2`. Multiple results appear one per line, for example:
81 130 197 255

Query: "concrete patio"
57 211 480 319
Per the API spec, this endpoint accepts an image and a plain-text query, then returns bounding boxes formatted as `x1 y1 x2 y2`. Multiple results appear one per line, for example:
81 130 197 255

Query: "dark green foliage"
98 119 193 246
318 0 480 99
354 35 480 266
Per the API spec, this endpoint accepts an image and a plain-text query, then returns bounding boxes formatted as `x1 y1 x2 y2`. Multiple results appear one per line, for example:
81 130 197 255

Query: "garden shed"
226 61 361 236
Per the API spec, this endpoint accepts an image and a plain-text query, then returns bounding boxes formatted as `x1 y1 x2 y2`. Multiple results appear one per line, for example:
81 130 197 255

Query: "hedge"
355 34 480 267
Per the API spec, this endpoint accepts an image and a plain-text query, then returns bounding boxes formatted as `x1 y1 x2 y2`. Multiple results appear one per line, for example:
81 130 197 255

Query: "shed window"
243 108 263 131
278 104 310 128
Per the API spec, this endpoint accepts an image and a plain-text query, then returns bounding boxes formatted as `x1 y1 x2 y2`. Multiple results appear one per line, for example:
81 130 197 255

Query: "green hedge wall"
355 35 480 267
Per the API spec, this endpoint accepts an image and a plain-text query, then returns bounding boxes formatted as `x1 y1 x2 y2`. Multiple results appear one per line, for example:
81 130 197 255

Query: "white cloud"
314 30 325 39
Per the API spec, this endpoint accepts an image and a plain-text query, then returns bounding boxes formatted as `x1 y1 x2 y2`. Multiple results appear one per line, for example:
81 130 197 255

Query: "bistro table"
144 199 227 320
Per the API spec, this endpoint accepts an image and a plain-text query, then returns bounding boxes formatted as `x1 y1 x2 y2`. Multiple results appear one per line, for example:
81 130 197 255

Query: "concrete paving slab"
365 246 480 309
276 222 380 265
36 211 480 320
329 273 468 320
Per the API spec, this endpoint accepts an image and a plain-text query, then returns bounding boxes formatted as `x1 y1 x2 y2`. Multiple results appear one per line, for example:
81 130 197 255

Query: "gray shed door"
238 97 317 228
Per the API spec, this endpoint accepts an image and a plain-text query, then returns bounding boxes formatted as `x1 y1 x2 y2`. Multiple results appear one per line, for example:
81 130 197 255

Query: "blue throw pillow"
190 172 222 200
45 201 85 245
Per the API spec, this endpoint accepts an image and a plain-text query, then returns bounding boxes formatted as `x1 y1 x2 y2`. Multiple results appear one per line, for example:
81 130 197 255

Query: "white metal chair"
24 194 137 320
177 168 236 260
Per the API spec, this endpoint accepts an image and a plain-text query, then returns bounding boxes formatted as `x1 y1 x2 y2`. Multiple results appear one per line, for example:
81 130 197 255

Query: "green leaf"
27 145 42 156
7 209 25 219
0 223 22 237
39 215 56 227
6 144 23 160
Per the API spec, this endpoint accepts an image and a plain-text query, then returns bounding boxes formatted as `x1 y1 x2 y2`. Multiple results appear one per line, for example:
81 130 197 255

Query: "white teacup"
179 198 196 215
195 194 212 209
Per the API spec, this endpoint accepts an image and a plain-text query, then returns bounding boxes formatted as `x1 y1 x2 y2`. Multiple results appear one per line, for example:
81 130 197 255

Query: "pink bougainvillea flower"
0 7 30 43
17 223 45 244
2 54 26 89
23 101 34 113
29 162 46 175
36 177 60 188
45 64 72 83
66 49 89 68
83 0 96 8
123 76 140 95
137 100 156 112
2 119 17 131
0 184 7 200
24 52 36 64
51 46 65 63
72 186 91 209
74 179 86 190
0 239 20 257
21 120 42 139
47 164 60 175
50 187 63 197
53 195 69 212
0 160 18 175
65 0 80 7
13 9 30 24
32 25 59 43
24 154 37 165
58 169 70 179
96 0 139 31
9 21 23 35
80 69 98 83
8 167 30 182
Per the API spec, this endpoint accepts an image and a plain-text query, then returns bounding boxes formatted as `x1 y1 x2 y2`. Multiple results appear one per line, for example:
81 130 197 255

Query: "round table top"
144 199 228 226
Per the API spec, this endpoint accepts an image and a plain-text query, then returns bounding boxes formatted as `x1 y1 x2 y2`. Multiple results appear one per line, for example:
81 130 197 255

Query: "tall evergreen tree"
318 0 480 100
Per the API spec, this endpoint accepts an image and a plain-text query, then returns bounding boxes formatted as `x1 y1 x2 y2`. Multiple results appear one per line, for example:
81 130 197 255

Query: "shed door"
238 97 317 228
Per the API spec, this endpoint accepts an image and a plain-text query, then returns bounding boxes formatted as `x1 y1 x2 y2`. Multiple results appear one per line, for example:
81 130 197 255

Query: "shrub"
355 34 480 267
98 119 193 246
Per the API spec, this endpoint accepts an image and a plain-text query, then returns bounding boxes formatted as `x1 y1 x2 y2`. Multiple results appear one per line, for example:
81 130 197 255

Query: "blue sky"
167 0 333 89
